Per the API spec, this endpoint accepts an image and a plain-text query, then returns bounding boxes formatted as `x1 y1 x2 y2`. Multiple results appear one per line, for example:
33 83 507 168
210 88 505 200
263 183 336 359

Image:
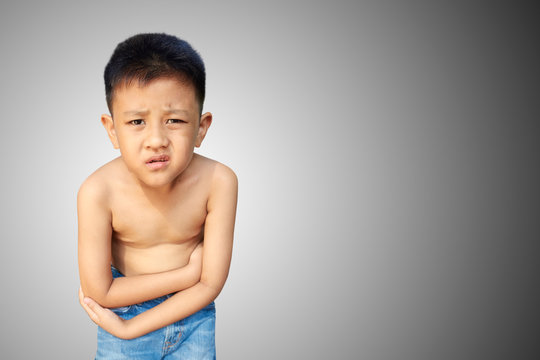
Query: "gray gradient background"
0 0 538 359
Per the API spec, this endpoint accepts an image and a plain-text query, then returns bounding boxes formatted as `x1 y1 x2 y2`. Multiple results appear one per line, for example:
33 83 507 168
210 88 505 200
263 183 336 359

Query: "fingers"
78 287 100 324
79 286 88 310
84 299 100 324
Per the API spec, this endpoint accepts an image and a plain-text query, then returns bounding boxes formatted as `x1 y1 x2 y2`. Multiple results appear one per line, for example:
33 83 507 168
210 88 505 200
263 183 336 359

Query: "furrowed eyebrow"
122 109 190 116
123 110 149 116
164 109 190 116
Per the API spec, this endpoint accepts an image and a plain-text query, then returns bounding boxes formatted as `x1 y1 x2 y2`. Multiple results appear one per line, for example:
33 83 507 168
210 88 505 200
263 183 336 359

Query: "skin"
78 77 238 339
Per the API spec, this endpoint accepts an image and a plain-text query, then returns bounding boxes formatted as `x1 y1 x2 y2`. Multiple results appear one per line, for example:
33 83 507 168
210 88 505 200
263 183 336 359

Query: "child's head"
104 33 206 115
101 34 212 189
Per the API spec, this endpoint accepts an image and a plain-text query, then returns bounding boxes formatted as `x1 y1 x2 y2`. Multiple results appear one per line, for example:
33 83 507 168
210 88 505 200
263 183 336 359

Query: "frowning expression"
102 77 212 189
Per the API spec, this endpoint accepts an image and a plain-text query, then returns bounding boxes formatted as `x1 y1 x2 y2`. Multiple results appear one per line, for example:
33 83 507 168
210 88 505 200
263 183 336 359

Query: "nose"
144 123 169 150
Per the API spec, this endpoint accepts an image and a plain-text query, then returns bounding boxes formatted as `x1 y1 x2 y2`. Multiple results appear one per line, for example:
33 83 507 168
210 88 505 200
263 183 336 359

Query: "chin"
150 180 175 189
138 174 176 189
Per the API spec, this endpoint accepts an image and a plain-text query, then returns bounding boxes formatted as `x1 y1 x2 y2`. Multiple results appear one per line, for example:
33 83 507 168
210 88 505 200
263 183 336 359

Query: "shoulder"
212 162 238 191
193 156 237 214
77 157 124 204
209 161 238 209
189 154 238 204
192 154 238 188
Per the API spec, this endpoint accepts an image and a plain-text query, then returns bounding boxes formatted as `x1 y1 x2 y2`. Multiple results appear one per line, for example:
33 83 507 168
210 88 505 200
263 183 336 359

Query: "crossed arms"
77 165 238 339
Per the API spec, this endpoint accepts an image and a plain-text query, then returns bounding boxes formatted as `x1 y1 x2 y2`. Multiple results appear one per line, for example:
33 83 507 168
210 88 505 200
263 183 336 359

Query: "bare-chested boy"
78 33 237 359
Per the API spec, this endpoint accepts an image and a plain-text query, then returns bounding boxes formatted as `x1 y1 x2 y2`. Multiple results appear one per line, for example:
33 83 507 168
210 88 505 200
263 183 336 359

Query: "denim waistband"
110 265 125 279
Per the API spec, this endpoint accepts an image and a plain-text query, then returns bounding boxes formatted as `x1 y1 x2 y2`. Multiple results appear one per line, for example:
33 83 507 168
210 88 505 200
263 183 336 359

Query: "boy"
78 33 237 359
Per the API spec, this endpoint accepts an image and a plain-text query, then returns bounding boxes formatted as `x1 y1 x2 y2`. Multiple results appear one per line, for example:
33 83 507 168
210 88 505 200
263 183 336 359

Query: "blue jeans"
96 266 216 359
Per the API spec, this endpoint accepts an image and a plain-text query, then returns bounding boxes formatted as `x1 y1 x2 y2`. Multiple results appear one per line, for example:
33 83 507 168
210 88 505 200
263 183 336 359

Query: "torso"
101 154 215 276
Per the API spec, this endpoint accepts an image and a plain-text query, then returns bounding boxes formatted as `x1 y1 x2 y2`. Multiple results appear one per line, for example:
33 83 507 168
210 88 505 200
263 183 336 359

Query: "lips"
146 155 169 164
145 155 170 170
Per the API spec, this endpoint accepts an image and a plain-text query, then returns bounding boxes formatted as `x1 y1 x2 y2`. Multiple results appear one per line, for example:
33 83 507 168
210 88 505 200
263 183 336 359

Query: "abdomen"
111 240 199 276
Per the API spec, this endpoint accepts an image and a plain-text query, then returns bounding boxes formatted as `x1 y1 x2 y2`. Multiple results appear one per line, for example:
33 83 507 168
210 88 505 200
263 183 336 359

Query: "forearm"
124 281 221 339
89 264 199 308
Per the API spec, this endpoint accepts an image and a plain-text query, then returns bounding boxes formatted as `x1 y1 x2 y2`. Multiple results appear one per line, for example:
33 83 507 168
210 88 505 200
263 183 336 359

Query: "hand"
79 287 132 339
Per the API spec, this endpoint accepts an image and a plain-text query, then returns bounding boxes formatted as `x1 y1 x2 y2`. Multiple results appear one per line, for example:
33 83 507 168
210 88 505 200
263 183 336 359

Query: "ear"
101 114 119 149
195 112 213 148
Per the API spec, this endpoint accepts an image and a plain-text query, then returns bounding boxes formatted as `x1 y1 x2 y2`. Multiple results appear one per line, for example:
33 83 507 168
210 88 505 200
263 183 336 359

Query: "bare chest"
110 190 207 247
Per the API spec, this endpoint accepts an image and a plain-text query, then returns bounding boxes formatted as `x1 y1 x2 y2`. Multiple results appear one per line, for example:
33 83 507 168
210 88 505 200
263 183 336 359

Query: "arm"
81 164 238 339
77 176 202 309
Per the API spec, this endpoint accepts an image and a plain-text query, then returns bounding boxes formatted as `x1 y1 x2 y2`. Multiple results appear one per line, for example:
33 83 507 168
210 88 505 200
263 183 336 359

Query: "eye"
129 119 145 125
166 119 185 124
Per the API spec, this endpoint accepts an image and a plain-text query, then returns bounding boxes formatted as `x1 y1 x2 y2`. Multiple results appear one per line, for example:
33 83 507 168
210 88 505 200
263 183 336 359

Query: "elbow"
199 279 224 301
80 283 112 307
93 295 114 308
92 290 117 308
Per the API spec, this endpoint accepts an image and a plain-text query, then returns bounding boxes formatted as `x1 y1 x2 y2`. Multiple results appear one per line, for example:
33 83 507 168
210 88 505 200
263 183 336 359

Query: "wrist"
122 318 138 340
177 262 195 278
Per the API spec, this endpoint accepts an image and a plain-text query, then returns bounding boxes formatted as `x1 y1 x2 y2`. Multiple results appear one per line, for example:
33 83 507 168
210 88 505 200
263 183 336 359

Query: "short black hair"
104 33 205 114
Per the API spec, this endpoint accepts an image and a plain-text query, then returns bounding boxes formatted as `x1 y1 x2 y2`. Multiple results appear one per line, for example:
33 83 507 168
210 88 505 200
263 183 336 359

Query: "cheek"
116 134 142 158
172 131 197 147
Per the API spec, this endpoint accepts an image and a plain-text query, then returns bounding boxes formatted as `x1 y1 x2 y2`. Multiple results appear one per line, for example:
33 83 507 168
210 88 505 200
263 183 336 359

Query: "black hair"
104 33 205 114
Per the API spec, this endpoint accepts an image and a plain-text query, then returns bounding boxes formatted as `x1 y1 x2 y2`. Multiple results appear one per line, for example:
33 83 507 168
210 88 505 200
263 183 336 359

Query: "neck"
136 180 177 211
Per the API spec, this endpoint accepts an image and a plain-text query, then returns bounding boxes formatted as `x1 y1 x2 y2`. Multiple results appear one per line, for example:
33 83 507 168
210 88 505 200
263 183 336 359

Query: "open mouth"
146 155 170 169
146 155 170 164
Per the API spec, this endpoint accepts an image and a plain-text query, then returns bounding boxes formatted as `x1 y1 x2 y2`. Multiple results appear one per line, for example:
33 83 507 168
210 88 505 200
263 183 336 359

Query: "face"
101 77 212 189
